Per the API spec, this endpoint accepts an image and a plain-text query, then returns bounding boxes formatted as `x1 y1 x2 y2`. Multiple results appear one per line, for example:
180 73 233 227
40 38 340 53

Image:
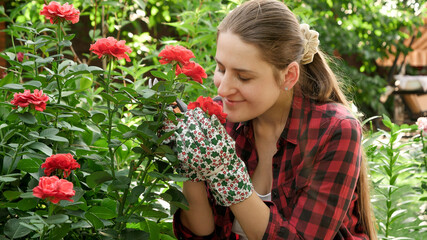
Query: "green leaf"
45 214 69 224
28 142 52 156
150 71 167 80
91 112 106 124
86 171 113 188
129 186 145 204
382 115 392 129
155 145 174 155
0 72 14 87
1 83 24 90
40 128 60 137
0 176 18 182
23 80 42 88
78 75 93 91
17 198 37 211
59 40 72 47
101 198 117 212
3 191 21 201
166 173 188 182
4 219 32 239
120 229 149 240
35 57 54 64
138 88 157 99
16 158 42 173
49 223 71 239
84 212 104 229
99 92 118 104
50 135 69 143
140 208 168 218
146 219 160 240
88 206 117 219
109 176 130 191
160 234 177 240
18 112 37 125
20 192 35 199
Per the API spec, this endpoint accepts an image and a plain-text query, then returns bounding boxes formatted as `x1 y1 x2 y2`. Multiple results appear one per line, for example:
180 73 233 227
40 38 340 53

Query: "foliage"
284 0 426 116
363 116 427 239
0 1 212 238
1 0 427 239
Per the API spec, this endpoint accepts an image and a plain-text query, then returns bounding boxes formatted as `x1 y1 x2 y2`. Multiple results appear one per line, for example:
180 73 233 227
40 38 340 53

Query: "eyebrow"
215 57 256 74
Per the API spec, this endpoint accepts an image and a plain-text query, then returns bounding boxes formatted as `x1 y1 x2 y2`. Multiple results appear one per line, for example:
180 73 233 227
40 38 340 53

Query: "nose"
215 72 236 97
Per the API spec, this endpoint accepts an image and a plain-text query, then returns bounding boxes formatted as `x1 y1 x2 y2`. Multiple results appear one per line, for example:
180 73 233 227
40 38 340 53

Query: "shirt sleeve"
263 118 362 240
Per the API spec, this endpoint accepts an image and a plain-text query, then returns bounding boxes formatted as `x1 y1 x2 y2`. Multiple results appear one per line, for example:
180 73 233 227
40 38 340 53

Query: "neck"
253 90 293 138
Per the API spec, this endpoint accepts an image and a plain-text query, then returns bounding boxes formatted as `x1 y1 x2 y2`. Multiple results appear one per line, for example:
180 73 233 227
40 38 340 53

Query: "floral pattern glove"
162 116 205 182
175 107 253 206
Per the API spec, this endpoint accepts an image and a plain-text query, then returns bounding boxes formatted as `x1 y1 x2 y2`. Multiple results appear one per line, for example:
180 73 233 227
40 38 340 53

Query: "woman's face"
214 32 283 123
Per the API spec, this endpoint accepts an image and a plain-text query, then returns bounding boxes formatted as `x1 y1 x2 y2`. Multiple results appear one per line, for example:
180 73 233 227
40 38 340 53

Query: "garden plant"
0 1 210 239
0 0 427 239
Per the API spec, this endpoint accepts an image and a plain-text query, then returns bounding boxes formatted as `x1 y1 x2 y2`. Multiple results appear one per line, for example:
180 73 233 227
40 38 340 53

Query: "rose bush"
0 1 208 239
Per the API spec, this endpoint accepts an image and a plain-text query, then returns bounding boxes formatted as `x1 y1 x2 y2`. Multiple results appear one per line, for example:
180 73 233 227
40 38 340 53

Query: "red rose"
90 37 132 62
176 61 207 84
17 52 25 62
41 153 80 178
40 1 80 24
158 45 195 65
188 96 227 124
11 89 49 112
33 176 75 204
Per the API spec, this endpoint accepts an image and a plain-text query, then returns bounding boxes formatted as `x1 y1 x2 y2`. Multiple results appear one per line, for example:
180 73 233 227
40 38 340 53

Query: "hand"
174 108 253 206
162 114 206 182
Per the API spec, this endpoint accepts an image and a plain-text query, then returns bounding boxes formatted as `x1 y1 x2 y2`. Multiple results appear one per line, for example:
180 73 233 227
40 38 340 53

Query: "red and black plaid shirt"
174 90 368 239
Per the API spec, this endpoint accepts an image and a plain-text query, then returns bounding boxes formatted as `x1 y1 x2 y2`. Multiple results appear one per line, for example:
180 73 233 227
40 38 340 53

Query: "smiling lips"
223 98 245 107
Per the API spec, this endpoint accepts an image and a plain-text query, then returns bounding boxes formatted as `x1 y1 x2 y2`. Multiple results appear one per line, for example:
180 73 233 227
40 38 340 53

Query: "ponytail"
302 51 378 240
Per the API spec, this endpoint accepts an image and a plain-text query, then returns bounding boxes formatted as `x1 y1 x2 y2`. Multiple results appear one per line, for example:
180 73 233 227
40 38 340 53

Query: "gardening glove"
162 115 206 182
174 107 253 206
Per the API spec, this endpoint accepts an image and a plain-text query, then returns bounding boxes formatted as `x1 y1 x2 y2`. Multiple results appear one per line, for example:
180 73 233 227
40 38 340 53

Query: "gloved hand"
167 106 253 206
162 113 206 182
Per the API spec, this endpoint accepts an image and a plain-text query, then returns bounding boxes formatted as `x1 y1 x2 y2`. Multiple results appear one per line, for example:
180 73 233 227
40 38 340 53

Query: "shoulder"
295 99 362 145
308 100 360 128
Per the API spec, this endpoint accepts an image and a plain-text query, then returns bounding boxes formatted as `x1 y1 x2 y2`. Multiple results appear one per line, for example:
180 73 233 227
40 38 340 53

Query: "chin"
225 113 250 123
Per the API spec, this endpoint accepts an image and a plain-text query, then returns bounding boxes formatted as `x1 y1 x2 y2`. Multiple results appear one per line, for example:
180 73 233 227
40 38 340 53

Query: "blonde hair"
218 0 377 238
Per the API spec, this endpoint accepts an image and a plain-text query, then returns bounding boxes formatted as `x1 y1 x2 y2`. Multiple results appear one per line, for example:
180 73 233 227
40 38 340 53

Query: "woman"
171 0 377 239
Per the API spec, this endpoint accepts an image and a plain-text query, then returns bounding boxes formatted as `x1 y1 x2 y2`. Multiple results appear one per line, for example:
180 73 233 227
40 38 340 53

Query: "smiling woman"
171 0 377 239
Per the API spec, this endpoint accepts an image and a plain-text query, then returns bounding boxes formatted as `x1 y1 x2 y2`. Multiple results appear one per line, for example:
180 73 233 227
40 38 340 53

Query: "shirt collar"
279 88 306 145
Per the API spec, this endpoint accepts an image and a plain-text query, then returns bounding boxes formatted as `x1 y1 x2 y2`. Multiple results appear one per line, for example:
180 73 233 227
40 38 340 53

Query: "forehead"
215 32 267 68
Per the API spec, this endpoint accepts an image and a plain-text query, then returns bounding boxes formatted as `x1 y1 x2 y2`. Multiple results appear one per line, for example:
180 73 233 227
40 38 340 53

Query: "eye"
238 75 251 81
216 65 225 73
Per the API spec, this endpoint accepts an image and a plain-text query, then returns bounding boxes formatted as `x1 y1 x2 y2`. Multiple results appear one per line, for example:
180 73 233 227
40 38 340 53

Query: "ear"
280 61 300 91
